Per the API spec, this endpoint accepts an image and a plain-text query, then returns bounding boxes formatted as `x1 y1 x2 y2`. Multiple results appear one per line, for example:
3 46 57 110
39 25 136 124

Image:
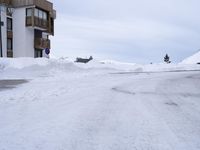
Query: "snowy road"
0 66 200 150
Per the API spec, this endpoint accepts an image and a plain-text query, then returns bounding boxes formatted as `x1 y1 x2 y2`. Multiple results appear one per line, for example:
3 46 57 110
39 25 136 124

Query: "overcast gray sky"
50 0 200 63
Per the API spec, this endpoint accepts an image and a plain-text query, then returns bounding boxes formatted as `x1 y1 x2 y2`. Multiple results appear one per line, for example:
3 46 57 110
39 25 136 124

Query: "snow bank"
74 59 137 72
0 58 82 79
181 50 200 64
0 58 49 70
0 58 200 79
80 59 200 73
0 57 79 71
136 63 200 72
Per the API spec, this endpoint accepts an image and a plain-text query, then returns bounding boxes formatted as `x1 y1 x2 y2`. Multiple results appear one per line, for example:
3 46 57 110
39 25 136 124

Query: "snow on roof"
181 50 200 64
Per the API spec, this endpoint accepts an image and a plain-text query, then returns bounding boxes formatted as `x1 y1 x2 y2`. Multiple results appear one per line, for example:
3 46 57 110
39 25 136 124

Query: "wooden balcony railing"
34 38 50 50
34 17 48 29
50 9 56 19
34 0 53 12
0 0 9 3
26 16 48 30
0 0 11 5
26 16 32 26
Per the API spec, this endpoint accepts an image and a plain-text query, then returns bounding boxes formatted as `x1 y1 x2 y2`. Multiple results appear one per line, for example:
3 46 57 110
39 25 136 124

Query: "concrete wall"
13 7 34 57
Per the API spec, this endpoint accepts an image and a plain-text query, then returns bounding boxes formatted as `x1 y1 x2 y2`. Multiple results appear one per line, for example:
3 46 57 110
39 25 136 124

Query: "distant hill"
181 50 200 64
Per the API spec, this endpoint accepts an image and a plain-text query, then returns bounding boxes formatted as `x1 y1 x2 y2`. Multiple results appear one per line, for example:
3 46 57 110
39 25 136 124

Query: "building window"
43 12 47 20
34 8 48 21
7 18 12 31
34 8 38 17
7 38 12 50
39 10 43 19
35 49 43 58
26 8 33 26
26 8 33 17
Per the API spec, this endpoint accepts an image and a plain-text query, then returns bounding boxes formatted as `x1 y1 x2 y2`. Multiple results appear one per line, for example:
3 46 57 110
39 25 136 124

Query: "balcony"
34 17 48 29
12 0 53 12
0 0 11 5
34 38 50 50
26 16 48 30
50 9 56 19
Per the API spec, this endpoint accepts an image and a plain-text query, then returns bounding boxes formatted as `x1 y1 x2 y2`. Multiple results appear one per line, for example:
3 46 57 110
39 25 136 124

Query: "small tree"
164 54 171 63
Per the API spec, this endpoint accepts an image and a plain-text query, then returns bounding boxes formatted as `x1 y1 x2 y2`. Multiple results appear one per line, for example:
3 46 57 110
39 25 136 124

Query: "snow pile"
1 58 200 79
0 58 83 79
0 58 50 71
74 59 137 72
134 63 200 72
91 60 200 73
0 57 79 71
100 60 137 71
75 59 200 72
182 50 200 64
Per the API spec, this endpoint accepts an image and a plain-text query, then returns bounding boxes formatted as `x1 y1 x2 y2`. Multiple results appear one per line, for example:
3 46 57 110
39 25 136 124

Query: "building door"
34 49 43 58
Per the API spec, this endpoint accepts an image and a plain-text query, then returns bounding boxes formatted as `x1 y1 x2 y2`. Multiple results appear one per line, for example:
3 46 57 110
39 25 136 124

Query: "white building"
0 0 56 58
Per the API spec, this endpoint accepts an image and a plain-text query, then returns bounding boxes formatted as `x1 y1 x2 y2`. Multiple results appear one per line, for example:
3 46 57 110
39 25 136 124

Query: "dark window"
7 18 12 31
34 29 42 38
7 38 12 50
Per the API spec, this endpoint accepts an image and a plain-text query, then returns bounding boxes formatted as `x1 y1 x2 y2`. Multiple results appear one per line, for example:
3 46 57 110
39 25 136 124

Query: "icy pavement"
0 79 28 91
0 58 200 150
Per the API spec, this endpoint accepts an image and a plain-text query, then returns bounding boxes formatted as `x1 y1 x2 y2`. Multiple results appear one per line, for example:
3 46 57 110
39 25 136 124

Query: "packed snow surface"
182 50 200 64
0 58 200 150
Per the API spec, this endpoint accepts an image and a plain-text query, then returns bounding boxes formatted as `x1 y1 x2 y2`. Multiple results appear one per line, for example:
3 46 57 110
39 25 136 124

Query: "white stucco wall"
13 7 34 57
0 5 7 57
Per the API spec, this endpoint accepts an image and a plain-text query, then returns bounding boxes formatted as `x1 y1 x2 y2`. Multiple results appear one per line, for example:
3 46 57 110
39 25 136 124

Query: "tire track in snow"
111 87 136 95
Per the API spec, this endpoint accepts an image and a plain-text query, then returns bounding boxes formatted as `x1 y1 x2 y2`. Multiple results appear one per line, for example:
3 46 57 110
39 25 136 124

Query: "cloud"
50 0 200 63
